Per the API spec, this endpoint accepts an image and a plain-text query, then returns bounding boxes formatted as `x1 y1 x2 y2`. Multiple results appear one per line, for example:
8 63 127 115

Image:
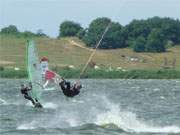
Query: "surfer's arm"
27 87 32 91
54 74 64 84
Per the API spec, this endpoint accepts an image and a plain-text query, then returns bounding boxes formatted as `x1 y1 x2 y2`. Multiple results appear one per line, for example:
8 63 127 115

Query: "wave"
95 97 180 134
0 98 7 104
17 121 36 130
17 124 35 130
0 98 21 106
43 102 58 109
16 95 180 134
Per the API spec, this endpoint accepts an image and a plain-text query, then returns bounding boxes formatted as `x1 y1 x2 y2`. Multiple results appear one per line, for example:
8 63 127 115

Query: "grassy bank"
1 35 180 79
0 68 27 78
1 68 180 79
1 35 180 70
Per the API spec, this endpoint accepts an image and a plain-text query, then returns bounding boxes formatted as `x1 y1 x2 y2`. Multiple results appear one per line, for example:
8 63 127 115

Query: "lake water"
0 79 180 135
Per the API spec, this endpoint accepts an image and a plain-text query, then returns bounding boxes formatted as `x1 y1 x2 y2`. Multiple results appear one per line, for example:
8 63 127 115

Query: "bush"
133 36 146 52
145 29 166 52
1 25 19 34
145 38 166 52
0 66 4 71
59 21 82 37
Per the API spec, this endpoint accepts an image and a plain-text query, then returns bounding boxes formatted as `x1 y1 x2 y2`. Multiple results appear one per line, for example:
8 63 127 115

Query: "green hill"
1 35 180 71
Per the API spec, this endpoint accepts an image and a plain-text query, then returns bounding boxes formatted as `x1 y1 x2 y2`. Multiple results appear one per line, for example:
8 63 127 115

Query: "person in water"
59 79 82 97
20 82 40 107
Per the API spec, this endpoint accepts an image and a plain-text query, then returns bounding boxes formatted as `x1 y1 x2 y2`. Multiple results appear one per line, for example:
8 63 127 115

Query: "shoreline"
0 69 180 79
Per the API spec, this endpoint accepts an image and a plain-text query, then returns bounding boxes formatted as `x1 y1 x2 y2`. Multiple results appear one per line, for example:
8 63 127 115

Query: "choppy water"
0 79 180 135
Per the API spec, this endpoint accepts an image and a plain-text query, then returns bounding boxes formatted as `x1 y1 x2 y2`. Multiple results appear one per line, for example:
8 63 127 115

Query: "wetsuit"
59 81 80 97
21 86 35 105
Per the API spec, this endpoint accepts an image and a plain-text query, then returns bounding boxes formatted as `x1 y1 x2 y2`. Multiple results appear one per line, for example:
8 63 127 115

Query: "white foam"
0 100 25 106
0 98 20 105
26 102 33 107
44 87 56 91
17 121 36 130
43 102 58 109
67 118 79 127
0 98 7 104
72 99 84 103
17 124 35 130
95 97 180 134
160 96 165 99
153 88 161 91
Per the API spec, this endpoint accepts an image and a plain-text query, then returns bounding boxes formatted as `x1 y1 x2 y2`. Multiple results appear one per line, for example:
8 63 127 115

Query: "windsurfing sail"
26 40 43 101
40 56 61 88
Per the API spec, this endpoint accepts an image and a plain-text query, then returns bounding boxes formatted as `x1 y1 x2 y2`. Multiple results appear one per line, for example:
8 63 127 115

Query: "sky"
0 0 180 37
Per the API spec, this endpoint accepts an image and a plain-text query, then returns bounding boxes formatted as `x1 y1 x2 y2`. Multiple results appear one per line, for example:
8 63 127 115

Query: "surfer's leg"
35 98 38 102
60 85 66 91
34 98 43 108
24 95 35 105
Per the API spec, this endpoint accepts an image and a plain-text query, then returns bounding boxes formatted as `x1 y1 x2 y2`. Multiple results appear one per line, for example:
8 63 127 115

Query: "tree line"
1 16 180 52
59 17 180 52
0 25 47 38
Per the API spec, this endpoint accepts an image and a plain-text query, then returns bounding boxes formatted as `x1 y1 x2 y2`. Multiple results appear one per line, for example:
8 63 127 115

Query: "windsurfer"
20 82 36 105
59 79 82 97
20 82 42 107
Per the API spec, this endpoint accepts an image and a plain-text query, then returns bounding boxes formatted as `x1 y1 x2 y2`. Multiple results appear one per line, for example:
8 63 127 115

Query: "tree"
146 38 165 52
124 19 150 47
59 21 82 37
21 31 36 38
102 22 126 49
83 17 125 49
146 16 163 29
1 25 19 34
161 18 180 44
145 29 166 52
83 17 111 47
76 28 87 39
133 36 146 52
36 29 47 37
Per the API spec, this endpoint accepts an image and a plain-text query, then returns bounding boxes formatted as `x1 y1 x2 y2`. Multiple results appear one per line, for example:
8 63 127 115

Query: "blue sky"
0 0 180 37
